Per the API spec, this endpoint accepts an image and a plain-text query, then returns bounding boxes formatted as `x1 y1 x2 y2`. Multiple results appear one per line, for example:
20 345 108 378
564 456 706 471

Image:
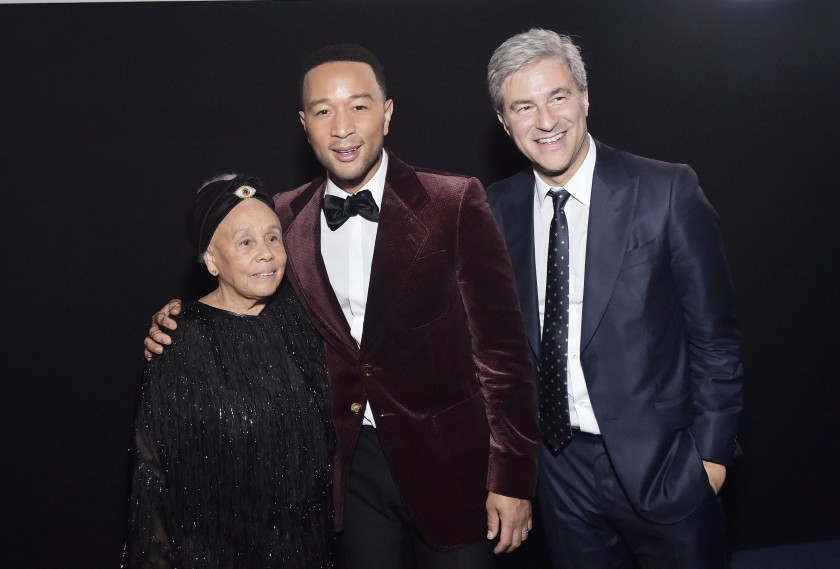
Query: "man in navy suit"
485 29 743 568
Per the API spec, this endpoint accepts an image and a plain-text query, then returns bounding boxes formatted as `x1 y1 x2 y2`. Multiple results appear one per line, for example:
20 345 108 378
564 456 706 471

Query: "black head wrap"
189 174 275 255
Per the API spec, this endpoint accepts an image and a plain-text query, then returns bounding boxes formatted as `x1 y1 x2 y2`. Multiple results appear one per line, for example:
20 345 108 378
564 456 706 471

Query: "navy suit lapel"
498 171 541 361
581 142 638 352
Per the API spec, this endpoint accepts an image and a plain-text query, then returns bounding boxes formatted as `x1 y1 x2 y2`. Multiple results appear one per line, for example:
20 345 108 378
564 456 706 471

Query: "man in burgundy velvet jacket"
147 44 540 568
282 44 540 567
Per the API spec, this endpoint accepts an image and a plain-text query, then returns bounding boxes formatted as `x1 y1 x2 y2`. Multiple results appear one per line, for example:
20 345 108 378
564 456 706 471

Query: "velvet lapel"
503 171 541 361
359 152 429 355
581 141 638 353
283 178 358 360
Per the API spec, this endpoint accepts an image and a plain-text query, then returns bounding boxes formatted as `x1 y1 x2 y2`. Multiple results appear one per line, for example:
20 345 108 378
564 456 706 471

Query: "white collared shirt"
533 134 600 434
321 151 388 427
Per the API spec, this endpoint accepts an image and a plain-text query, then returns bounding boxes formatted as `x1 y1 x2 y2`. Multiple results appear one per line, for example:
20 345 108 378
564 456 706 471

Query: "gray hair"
487 28 587 114
197 172 238 194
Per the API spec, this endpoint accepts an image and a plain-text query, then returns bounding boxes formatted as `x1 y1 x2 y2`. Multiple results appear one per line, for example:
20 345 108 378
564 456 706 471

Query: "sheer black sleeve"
123 358 174 569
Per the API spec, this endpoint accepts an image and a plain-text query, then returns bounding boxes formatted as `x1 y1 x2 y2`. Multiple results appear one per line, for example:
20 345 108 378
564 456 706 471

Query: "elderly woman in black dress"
125 174 333 569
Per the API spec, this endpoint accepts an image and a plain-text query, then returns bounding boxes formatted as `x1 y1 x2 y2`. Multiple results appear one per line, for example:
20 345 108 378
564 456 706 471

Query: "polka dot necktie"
539 189 572 454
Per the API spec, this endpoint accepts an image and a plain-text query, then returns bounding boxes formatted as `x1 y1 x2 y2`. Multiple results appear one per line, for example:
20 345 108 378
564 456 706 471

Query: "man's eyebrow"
306 92 375 110
508 87 572 108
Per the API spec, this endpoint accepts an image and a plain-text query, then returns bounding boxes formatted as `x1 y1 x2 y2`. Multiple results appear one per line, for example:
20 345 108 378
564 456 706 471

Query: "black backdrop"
1 1 838 567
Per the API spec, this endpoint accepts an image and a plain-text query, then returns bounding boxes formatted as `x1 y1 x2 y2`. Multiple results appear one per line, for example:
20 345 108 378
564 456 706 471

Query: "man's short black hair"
300 43 387 99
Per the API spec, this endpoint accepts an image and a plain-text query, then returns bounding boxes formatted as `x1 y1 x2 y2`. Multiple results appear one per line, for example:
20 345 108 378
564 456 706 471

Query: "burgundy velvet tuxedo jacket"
274 151 540 549
487 140 743 524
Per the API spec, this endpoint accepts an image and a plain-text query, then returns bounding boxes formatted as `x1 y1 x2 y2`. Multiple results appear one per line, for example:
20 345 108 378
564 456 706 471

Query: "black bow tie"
322 189 380 231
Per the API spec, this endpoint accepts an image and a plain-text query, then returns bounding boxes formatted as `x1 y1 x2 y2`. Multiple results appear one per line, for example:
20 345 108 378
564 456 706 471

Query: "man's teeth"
538 132 565 144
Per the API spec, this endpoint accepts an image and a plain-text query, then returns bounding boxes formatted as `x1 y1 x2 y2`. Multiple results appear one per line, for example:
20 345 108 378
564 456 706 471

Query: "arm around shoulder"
143 299 183 360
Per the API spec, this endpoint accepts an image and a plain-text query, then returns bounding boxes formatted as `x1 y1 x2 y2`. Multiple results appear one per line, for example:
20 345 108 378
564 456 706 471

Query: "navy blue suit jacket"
486 139 743 524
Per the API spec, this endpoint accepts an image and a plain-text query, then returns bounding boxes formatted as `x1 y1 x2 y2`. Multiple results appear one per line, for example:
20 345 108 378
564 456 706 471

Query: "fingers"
152 314 169 333
143 300 182 360
702 460 727 494
494 521 519 554
487 493 532 554
153 311 178 332
168 299 182 316
150 300 182 330
144 335 165 357
486 514 499 540
493 515 530 553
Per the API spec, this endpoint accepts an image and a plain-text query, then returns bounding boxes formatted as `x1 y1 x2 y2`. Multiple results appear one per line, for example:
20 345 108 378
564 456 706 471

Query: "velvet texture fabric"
189 174 275 254
274 151 540 550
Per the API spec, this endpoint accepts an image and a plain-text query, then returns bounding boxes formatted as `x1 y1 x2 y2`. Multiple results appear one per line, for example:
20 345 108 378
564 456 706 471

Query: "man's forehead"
510 57 571 81
302 61 382 97
304 60 375 81
502 59 577 97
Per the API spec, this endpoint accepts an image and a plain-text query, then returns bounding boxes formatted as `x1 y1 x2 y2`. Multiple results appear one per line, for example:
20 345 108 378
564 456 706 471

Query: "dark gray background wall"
1 1 838 567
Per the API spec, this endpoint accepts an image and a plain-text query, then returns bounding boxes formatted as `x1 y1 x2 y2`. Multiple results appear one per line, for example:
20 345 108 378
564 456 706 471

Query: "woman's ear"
203 251 219 276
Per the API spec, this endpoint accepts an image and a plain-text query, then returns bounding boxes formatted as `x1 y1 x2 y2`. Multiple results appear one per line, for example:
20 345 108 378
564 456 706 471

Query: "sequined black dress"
125 283 334 569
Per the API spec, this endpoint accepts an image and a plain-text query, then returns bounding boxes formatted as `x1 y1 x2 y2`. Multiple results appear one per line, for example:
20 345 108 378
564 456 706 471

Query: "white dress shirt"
534 135 601 434
321 151 387 427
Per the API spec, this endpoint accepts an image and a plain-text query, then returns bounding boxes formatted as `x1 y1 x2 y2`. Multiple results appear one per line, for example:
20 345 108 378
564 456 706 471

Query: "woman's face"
204 199 286 308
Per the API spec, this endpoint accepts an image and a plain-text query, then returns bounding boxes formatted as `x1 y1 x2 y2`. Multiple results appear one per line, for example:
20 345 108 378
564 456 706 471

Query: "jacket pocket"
619 237 660 270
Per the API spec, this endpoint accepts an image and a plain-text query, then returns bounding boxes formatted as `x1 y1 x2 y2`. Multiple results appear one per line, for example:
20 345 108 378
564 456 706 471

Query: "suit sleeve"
669 165 743 465
454 177 541 498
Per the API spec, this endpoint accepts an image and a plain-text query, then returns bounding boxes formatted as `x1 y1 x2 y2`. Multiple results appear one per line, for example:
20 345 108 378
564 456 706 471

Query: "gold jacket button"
361 363 373 377
350 402 363 415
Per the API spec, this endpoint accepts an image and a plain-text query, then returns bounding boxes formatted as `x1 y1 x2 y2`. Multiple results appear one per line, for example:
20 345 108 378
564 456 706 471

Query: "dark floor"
495 539 840 568
732 540 840 569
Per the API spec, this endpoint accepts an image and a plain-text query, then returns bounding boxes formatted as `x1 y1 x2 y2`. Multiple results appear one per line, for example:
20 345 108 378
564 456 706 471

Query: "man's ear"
496 112 512 137
383 99 394 136
298 111 311 143
583 86 590 117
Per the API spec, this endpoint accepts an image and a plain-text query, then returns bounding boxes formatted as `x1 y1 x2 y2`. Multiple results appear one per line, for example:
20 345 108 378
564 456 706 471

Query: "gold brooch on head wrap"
234 185 256 199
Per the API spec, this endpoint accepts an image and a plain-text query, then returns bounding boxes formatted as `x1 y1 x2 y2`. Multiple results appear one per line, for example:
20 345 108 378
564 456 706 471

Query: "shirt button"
361 363 373 377
350 402 363 415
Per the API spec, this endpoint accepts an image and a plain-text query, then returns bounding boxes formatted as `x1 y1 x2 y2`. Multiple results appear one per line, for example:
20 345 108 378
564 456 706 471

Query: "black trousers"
337 426 495 569
538 434 730 569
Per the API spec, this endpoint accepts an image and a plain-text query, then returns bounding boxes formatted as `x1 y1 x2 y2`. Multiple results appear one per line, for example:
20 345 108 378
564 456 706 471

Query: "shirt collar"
534 133 595 209
324 150 388 209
